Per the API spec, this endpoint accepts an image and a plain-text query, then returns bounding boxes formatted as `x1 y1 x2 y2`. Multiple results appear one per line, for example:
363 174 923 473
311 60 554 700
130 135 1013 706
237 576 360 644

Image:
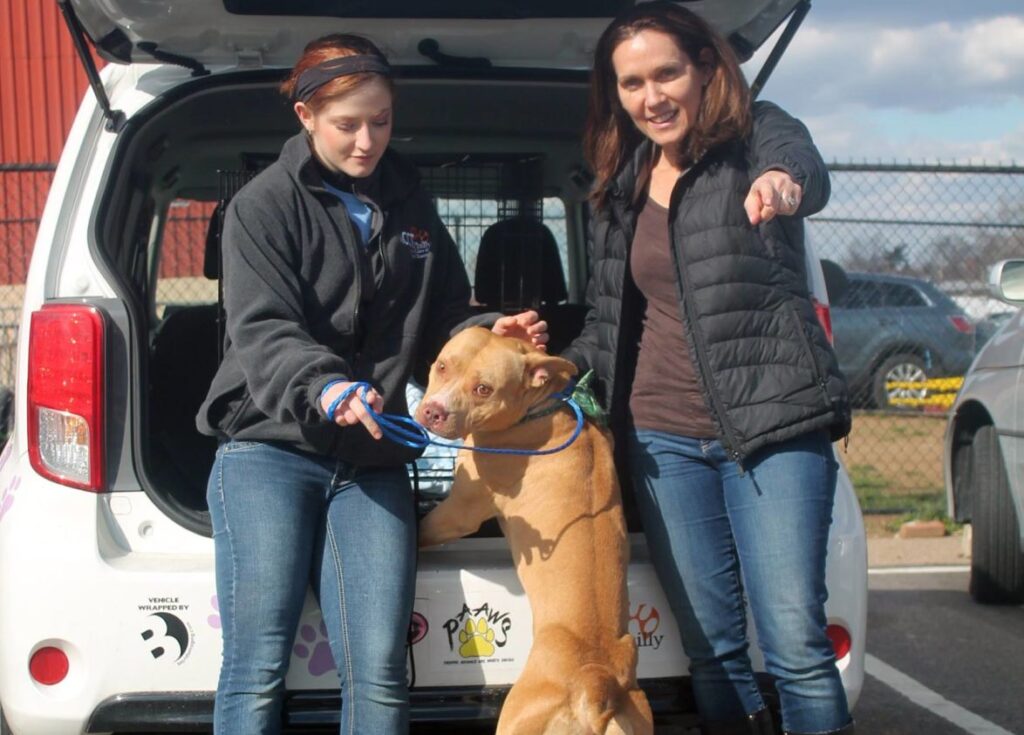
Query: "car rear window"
836 278 928 309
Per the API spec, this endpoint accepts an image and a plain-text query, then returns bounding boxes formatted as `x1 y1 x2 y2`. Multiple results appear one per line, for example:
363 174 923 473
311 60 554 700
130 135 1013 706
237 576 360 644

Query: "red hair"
280 34 394 112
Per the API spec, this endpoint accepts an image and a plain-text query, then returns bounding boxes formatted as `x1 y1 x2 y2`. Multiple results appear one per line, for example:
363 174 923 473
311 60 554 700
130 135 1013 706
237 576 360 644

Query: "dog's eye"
474 384 492 397
436 361 446 373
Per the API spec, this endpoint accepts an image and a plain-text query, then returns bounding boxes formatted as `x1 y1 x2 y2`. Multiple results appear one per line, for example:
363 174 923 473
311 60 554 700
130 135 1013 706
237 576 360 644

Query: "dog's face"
415 327 577 438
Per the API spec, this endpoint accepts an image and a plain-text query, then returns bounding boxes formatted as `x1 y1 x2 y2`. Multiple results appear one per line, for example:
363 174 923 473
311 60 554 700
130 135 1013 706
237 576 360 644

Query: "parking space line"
865 654 1014 735
868 565 970 575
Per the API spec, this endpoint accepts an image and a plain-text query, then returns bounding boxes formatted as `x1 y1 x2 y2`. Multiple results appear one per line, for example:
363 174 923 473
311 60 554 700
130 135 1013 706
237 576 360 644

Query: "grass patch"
842 411 960 531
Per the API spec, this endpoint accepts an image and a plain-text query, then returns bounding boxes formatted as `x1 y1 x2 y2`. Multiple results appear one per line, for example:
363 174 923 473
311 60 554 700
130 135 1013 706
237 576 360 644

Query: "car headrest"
474 216 567 310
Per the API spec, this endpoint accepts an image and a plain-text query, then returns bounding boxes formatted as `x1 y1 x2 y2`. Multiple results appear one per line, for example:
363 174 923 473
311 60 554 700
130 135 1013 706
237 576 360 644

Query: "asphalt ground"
854 567 1023 735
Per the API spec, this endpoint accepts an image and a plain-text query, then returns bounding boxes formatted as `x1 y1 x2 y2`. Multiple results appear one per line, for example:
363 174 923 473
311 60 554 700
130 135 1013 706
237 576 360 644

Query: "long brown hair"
280 34 394 112
584 2 752 207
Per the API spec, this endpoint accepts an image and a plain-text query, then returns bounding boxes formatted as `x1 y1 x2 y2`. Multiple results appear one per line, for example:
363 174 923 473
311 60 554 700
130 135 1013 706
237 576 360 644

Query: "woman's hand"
492 310 550 351
745 169 803 225
321 382 384 439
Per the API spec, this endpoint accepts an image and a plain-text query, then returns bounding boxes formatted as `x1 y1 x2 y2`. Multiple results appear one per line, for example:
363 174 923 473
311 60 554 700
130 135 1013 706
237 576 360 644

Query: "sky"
742 0 1024 165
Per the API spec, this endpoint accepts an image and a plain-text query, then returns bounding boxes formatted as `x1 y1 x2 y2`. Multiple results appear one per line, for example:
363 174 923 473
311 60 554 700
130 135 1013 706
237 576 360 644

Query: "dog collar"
522 370 606 427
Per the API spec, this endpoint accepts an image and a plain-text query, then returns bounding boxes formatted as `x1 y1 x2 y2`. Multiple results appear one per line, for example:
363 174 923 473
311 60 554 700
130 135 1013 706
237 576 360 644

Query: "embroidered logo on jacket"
401 226 432 258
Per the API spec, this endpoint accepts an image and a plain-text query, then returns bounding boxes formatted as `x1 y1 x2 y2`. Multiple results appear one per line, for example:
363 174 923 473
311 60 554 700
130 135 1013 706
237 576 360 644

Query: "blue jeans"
207 440 417 735
627 429 851 733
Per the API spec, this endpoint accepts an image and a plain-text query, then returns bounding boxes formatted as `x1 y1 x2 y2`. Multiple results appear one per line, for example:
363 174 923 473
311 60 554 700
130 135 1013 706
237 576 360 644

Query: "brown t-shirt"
628 196 717 438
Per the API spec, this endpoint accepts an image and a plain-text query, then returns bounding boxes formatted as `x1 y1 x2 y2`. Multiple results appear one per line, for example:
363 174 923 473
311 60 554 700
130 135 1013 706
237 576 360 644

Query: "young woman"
196 34 545 735
561 4 854 734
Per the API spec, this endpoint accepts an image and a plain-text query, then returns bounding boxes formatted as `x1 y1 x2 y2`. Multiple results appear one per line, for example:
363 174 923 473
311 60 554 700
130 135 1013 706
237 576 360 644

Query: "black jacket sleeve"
749 100 831 216
221 195 352 426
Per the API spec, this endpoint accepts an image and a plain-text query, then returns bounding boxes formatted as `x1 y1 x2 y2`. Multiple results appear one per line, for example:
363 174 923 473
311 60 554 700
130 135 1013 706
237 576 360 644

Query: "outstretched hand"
492 310 549 352
745 169 803 225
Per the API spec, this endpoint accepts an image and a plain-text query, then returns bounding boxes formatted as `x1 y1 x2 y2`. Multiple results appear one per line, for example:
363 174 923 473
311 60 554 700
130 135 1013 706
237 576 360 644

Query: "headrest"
474 216 568 310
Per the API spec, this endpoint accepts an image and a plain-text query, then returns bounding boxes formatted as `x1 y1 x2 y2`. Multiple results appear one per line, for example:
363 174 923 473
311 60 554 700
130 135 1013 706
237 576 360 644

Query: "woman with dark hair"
197 33 546 735
561 4 854 734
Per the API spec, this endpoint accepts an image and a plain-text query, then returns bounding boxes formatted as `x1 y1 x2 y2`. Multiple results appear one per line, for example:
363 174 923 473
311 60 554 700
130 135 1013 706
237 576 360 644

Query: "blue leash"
329 381 585 456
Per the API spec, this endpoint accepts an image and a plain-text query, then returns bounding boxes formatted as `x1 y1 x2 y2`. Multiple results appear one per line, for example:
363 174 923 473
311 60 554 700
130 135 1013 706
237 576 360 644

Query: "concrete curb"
867 531 970 569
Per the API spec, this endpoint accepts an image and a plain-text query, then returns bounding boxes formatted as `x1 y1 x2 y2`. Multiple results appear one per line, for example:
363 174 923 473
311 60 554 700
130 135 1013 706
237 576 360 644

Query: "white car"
0 1 866 732
945 259 1024 604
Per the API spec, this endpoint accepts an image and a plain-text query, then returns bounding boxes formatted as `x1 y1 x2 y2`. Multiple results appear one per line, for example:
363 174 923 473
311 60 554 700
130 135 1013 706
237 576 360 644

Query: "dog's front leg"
418 472 497 548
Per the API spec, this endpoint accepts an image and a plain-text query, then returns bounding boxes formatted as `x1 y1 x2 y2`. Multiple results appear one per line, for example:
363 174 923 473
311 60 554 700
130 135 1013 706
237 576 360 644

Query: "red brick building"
1 0 98 284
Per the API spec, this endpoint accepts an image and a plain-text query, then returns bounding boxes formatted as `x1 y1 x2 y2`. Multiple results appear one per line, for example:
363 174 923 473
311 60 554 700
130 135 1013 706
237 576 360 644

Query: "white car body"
0 2 866 732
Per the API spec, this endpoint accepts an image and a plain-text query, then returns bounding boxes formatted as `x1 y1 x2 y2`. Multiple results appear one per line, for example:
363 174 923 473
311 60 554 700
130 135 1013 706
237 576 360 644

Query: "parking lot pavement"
858 568 1023 734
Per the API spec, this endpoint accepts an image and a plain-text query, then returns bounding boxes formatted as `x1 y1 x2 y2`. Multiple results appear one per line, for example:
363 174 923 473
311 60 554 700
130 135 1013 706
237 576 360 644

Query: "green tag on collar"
572 370 609 427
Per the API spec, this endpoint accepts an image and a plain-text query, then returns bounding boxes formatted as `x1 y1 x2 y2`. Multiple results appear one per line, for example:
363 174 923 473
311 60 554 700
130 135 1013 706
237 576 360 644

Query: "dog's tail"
568 663 634 735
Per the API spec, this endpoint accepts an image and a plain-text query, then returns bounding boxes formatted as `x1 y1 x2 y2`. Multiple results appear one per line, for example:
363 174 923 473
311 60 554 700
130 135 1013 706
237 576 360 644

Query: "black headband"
294 54 393 102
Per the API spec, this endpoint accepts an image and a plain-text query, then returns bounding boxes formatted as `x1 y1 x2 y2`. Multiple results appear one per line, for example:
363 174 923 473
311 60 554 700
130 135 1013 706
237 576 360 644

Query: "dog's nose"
419 400 448 429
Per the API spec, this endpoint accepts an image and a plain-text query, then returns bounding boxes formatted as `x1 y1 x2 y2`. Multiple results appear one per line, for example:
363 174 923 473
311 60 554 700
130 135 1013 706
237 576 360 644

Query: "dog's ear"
525 353 578 390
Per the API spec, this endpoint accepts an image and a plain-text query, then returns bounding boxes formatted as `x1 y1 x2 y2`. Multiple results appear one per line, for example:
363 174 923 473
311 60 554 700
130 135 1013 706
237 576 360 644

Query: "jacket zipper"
325 191 364 349
666 171 746 469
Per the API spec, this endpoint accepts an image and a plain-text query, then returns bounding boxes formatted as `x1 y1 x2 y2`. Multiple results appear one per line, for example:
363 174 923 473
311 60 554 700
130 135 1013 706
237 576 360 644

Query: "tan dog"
415 327 653 735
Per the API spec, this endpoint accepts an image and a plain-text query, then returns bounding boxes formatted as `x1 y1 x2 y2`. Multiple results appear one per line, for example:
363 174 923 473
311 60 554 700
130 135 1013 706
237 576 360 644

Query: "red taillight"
27 304 105 491
29 646 69 685
813 298 834 345
948 315 974 334
826 624 851 660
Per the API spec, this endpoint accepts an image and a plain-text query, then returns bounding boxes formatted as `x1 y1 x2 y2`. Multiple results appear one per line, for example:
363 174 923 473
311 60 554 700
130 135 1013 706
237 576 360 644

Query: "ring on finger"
783 193 798 208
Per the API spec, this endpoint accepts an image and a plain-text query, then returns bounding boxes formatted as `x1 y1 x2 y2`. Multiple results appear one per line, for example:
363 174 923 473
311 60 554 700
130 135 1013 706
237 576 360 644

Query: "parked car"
0 1 867 732
830 272 976 408
945 259 1024 604
974 309 1016 350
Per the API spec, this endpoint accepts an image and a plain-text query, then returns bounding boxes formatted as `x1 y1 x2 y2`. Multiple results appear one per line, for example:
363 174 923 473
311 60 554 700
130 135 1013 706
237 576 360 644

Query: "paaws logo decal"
443 602 513 660
629 603 664 651
400 226 432 258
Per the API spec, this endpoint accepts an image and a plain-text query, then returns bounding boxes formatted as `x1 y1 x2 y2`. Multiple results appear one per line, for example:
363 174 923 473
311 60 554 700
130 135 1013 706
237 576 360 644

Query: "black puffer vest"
561 102 851 462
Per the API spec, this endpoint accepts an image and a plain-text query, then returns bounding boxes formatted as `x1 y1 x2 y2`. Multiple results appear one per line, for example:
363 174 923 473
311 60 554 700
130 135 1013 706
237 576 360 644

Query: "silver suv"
945 259 1024 604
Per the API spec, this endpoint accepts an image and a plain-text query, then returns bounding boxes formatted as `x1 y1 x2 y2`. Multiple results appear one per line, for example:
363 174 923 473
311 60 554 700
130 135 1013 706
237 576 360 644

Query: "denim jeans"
207 440 417 735
627 429 851 734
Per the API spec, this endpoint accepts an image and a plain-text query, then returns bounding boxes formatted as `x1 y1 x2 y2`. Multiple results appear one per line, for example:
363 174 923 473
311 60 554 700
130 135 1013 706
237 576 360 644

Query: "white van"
0 1 866 732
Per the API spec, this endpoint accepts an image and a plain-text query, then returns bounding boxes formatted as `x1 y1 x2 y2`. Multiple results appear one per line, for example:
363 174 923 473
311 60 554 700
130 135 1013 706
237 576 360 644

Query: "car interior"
92 72 593 533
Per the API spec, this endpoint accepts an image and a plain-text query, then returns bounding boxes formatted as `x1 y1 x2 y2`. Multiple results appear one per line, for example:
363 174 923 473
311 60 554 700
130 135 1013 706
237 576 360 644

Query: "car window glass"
880 283 926 307
157 199 219 316
836 278 882 309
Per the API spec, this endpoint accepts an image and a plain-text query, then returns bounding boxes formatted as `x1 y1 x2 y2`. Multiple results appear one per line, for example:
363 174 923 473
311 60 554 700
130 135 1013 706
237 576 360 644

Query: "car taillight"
948 315 974 334
826 623 851 660
812 297 834 345
27 304 105 491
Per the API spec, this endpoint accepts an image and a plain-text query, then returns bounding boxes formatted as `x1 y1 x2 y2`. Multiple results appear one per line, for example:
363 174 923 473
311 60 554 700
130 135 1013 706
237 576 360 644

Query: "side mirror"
989 259 1024 305
821 259 849 305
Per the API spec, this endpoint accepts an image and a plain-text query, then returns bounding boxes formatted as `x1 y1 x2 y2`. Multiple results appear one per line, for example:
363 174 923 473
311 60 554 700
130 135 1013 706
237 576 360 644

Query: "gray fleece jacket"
196 132 491 466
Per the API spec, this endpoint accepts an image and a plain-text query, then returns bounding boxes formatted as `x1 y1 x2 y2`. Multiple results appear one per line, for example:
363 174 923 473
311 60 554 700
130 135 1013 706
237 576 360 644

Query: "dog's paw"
457 616 496 657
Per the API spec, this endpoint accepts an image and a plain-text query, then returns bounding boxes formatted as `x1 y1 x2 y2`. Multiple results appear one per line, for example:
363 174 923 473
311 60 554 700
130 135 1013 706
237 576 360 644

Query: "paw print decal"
293 619 337 677
0 475 20 523
207 595 221 629
458 617 496 658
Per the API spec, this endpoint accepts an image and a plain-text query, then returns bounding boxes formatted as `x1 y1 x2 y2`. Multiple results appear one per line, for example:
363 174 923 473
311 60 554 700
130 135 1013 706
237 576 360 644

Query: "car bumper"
0 446 865 734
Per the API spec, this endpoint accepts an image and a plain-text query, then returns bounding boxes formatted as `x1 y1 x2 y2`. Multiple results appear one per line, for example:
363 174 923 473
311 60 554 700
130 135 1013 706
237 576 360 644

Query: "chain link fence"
808 163 1024 516
3 161 1023 515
